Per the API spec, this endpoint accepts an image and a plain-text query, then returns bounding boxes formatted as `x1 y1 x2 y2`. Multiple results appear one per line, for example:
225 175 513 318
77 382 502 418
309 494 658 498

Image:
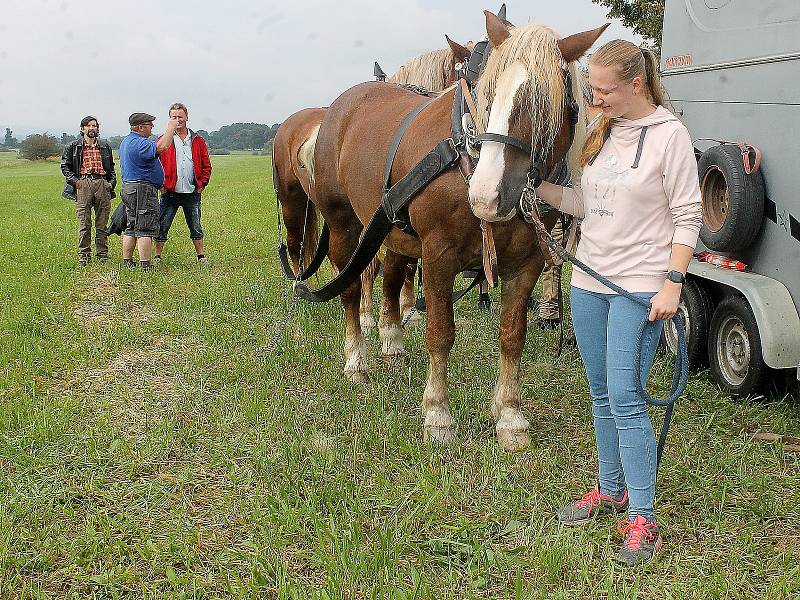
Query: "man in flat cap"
60 115 117 267
119 112 178 270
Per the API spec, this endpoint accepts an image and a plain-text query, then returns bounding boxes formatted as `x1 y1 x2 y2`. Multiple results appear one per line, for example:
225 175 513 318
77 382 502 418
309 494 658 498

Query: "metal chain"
262 292 303 358
266 183 313 358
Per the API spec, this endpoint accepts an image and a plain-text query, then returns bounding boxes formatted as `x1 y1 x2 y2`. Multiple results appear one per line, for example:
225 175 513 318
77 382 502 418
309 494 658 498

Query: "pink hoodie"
558 106 703 294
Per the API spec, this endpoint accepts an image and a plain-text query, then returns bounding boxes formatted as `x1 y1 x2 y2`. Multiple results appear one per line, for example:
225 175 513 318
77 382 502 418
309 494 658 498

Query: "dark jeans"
156 191 204 241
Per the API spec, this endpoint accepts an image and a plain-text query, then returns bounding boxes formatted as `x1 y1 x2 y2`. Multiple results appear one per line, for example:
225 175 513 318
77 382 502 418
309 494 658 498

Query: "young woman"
534 40 702 566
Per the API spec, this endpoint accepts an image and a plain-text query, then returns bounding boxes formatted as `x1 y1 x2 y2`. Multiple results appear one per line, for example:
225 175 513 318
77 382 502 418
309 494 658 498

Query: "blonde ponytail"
579 41 667 166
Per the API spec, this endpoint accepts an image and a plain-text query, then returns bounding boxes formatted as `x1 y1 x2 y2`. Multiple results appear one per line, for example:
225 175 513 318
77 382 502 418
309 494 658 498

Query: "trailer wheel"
698 144 765 253
708 295 767 396
662 278 712 368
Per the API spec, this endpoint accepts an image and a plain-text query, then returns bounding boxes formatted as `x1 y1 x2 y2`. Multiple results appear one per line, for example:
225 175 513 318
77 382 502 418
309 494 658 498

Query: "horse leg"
279 186 308 275
493 267 540 451
379 250 411 361
421 256 457 444
326 214 369 383
400 261 423 323
360 258 379 331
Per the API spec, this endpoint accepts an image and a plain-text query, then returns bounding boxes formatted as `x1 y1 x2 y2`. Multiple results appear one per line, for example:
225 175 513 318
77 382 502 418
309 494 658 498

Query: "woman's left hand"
648 282 682 321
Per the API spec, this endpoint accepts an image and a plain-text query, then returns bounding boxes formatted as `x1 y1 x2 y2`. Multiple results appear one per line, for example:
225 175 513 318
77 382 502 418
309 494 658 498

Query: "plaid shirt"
80 142 106 175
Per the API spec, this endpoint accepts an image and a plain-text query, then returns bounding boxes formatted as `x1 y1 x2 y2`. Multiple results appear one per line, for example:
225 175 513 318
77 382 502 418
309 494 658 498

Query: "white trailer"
660 0 800 395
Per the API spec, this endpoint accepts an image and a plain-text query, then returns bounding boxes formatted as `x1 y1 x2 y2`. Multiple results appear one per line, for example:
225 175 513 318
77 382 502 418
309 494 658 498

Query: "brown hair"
579 40 664 166
169 102 188 116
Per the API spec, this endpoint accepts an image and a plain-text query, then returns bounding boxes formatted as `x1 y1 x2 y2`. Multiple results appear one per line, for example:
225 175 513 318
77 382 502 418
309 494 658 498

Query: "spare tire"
697 144 765 253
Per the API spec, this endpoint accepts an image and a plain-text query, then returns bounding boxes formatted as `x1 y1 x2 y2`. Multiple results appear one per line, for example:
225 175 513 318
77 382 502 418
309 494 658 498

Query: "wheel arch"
688 259 800 369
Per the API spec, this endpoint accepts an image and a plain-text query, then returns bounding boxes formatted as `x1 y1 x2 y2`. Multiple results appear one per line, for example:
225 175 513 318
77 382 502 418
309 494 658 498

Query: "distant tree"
591 0 665 53
19 133 62 160
106 135 124 150
61 132 78 147
3 128 17 148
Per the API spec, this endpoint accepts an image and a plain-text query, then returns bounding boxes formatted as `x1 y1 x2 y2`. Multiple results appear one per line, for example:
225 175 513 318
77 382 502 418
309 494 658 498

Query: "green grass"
0 154 798 598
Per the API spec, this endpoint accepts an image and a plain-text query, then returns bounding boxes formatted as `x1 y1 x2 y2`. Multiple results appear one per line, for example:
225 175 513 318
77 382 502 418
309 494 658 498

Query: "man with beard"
61 116 117 266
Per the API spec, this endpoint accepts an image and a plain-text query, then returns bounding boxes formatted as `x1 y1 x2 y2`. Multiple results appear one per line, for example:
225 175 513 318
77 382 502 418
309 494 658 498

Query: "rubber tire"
708 295 767 397
661 278 713 369
698 144 765 253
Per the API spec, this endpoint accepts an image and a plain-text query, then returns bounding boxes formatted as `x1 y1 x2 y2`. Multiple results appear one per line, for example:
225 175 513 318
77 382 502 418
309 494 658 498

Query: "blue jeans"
570 286 664 521
156 191 204 242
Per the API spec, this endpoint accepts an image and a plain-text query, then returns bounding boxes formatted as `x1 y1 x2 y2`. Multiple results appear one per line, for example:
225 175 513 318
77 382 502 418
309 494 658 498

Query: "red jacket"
158 131 212 192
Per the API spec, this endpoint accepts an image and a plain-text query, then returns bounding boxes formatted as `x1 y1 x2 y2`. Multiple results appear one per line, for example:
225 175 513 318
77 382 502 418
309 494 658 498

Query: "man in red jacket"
155 102 212 264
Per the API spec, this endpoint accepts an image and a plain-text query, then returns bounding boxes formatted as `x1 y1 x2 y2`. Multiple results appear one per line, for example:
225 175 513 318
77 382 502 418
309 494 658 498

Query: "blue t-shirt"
120 132 164 187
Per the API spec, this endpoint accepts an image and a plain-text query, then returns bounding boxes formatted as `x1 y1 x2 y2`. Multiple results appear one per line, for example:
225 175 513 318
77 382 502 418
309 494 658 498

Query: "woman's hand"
648 281 682 321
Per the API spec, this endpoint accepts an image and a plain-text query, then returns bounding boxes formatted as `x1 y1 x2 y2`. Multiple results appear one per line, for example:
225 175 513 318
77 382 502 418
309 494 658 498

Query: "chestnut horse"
272 39 472 328
306 12 606 450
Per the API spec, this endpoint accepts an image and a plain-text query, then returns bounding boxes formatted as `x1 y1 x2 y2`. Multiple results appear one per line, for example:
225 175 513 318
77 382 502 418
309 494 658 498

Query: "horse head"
468 11 608 221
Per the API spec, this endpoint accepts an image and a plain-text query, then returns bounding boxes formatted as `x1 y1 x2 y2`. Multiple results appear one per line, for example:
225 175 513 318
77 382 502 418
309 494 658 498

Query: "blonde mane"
389 47 454 92
476 23 588 183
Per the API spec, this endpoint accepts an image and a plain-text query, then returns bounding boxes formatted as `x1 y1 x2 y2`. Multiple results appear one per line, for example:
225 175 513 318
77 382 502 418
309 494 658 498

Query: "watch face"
668 271 684 283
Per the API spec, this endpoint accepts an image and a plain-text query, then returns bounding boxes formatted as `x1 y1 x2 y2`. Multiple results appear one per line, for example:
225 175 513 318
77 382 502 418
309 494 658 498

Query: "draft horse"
273 39 472 327
301 13 606 450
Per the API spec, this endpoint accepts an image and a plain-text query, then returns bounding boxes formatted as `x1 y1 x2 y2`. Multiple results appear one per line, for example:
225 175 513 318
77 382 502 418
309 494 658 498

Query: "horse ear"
558 23 610 62
485 10 510 48
497 3 514 27
446 35 472 63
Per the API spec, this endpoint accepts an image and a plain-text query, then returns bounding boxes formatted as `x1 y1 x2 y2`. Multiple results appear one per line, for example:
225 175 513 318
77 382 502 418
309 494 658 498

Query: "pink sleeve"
663 128 703 248
559 185 585 219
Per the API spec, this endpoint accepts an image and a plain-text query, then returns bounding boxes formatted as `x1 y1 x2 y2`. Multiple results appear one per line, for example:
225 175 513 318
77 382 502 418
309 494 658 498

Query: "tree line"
1 122 283 161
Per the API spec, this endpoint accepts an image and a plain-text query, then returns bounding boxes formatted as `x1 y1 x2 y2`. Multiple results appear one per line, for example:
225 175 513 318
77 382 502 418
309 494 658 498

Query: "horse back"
313 82 454 225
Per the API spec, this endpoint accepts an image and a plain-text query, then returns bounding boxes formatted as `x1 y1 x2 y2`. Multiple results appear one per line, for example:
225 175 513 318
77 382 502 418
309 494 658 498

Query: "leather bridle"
471 68 581 202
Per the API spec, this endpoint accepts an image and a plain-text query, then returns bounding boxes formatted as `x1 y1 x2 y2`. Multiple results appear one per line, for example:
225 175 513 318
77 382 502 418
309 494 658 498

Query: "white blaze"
468 62 529 221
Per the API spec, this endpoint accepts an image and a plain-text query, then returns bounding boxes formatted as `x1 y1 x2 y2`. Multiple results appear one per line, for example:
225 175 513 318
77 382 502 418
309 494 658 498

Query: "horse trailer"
659 0 800 396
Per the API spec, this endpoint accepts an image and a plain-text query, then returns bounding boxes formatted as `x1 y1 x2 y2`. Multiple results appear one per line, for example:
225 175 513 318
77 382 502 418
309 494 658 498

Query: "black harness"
289 44 581 303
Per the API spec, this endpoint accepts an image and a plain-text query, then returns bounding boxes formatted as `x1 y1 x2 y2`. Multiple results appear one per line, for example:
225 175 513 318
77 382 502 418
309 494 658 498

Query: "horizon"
1 1 638 140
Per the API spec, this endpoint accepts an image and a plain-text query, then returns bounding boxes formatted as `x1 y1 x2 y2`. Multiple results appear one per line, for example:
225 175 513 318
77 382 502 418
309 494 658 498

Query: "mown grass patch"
0 154 798 598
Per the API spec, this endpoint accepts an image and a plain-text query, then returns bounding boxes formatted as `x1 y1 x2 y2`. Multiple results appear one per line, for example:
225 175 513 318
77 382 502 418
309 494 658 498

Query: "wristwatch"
667 270 686 284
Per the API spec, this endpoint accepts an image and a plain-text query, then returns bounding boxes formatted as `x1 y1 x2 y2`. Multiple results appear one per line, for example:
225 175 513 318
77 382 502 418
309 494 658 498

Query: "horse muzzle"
469 194 517 222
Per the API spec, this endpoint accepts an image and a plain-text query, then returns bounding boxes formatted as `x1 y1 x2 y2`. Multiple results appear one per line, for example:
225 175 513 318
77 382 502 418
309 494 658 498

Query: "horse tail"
296 125 322 272
298 124 320 188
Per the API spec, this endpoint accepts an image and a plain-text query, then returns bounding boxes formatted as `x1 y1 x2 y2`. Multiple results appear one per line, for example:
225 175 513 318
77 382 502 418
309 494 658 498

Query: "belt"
80 173 105 179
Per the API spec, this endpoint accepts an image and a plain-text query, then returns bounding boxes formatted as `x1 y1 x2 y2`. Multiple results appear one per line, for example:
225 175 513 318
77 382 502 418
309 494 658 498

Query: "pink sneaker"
615 515 663 567
556 485 628 525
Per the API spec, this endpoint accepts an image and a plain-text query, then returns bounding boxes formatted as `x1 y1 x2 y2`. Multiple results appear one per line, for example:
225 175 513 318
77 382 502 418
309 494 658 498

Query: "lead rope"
520 188 688 472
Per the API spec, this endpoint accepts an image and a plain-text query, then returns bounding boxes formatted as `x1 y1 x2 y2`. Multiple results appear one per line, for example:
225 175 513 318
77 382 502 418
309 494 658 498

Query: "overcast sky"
1 0 639 138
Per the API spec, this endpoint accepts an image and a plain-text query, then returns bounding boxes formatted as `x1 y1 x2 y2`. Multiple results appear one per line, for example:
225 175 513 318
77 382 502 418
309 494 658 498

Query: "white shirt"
174 131 195 193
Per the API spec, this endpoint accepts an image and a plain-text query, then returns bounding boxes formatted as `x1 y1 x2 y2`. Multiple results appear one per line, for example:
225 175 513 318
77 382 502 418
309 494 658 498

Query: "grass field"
0 152 798 598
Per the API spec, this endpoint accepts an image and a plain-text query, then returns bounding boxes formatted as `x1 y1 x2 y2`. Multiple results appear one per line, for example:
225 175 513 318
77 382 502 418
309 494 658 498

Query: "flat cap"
128 112 156 126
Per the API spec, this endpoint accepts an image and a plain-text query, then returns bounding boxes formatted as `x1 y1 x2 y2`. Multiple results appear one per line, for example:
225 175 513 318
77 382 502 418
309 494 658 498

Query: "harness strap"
460 78 484 135
295 138 460 303
278 223 330 281
474 132 533 156
413 269 485 312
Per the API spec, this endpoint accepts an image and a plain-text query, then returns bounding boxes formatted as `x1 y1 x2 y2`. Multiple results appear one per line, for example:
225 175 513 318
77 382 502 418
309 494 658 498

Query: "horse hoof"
424 425 455 445
496 408 531 452
346 370 369 383
496 428 530 452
